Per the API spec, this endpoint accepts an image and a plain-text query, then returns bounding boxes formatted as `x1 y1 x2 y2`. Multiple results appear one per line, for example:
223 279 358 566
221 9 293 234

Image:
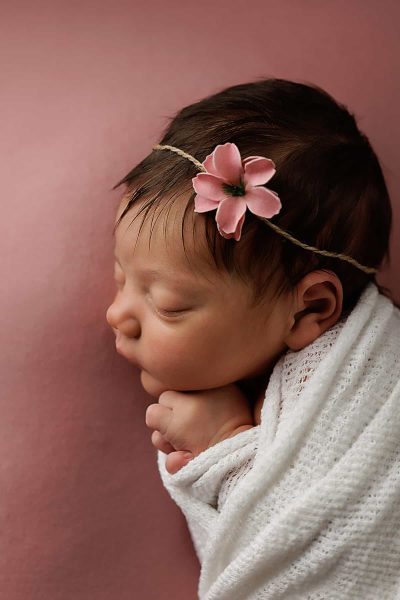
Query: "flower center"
223 181 246 197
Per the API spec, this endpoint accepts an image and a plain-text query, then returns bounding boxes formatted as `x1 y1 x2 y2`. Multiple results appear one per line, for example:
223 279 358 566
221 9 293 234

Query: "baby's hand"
145 383 254 475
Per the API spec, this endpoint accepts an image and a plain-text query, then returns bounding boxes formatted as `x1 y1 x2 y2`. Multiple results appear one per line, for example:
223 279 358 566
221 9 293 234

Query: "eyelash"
151 302 188 319
114 281 187 318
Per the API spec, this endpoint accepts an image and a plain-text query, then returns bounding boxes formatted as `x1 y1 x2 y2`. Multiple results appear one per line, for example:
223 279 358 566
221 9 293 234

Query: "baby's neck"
236 370 271 403
236 372 271 426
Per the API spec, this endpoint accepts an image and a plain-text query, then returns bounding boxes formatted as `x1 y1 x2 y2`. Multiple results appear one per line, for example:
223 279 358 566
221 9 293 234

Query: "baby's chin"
139 370 205 398
139 370 174 398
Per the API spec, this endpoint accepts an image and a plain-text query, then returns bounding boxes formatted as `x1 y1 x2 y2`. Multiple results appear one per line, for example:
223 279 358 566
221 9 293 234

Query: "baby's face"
106 193 293 398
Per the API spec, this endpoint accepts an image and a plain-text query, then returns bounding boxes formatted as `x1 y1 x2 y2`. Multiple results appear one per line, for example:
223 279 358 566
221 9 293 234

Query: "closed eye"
145 294 190 318
154 306 190 317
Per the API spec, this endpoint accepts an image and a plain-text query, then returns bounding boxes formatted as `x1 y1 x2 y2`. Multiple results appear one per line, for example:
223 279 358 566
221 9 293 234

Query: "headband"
152 142 378 275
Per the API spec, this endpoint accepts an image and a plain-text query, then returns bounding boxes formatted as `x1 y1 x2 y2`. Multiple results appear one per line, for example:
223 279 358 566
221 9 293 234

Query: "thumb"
165 450 194 475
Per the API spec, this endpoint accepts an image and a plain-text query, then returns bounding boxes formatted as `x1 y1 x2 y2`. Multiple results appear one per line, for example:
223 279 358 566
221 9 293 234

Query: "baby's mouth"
112 328 146 371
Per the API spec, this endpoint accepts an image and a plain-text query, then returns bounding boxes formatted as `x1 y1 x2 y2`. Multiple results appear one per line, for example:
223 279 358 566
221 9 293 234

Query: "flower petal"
217 212 245 241
194 194 220 213
192 173 227 201
243 157 276 187
242 155 264 163
202 152 219 176
233 213 246 241
212 143 243 184
215 196 247 236
245 186 282 218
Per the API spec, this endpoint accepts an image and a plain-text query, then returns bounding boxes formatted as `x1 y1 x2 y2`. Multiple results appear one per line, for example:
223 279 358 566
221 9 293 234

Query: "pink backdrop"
1 1 399 598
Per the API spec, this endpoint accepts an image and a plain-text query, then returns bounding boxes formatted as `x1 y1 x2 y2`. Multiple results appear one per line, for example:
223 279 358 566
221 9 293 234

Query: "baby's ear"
284 271 343 352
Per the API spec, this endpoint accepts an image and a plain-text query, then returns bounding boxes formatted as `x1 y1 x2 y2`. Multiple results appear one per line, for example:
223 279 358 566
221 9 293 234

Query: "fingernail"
183 452 193 461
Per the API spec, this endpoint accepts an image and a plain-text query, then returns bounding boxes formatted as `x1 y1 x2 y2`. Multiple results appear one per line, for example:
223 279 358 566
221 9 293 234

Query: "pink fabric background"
1 1 399 598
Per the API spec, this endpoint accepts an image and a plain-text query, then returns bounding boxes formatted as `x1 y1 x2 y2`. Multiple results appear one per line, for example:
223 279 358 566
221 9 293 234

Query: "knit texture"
157 282 400 599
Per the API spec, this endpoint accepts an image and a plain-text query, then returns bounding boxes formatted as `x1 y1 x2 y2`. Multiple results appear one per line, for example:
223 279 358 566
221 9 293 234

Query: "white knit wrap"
157 282 400 599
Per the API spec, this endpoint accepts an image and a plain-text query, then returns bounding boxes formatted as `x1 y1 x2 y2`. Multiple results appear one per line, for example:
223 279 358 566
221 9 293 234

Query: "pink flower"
192 142 282 241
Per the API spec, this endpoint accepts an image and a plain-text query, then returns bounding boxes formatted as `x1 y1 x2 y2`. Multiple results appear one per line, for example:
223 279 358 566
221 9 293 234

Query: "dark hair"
112 78 397 316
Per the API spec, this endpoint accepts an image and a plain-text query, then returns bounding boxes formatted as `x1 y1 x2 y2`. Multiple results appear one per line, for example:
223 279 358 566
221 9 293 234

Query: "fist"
145 383 254 474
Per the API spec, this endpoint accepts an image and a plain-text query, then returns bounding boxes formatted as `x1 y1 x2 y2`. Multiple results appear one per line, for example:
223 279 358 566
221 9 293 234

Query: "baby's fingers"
165 450 194 475
151 430 175 454
145 402 172 436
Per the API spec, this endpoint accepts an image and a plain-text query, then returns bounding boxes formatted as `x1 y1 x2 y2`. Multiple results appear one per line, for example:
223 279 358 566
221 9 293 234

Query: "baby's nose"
105 300 141 339
105 303 117 328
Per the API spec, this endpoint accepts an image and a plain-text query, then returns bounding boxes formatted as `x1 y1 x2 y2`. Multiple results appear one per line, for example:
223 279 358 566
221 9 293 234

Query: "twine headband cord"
152 143 378 275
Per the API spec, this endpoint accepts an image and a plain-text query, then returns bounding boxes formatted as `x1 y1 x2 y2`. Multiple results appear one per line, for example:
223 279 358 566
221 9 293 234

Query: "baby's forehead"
114 191 218 281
